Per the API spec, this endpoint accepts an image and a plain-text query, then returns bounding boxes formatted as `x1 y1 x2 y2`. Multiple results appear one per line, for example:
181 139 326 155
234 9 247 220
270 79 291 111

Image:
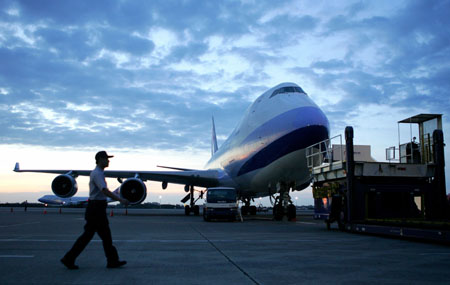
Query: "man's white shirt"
89 166 108 200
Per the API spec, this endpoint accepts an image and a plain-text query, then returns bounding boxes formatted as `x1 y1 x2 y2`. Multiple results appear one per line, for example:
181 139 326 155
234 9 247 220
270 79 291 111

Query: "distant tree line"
0 202 185 209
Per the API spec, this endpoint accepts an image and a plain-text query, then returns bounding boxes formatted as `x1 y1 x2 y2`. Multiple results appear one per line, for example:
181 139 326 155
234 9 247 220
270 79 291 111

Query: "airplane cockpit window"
269 86 306 98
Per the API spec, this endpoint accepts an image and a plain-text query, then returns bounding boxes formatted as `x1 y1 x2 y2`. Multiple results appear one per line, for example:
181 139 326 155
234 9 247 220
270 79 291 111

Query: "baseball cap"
95 151 114 161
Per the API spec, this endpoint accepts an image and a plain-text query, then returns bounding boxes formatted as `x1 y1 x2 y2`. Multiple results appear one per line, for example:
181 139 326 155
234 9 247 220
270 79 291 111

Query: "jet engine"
120 178 147 205
51 174 78 198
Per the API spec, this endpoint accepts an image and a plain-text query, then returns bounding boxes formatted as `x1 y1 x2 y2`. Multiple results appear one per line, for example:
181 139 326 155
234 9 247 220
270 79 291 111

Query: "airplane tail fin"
211 116 218 157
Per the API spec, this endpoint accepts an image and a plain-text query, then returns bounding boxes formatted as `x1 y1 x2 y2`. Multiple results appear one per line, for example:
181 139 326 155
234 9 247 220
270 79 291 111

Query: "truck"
203 187 238 221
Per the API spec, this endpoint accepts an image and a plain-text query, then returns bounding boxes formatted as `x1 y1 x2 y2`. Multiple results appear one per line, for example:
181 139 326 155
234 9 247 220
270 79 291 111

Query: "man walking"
61 151 129 269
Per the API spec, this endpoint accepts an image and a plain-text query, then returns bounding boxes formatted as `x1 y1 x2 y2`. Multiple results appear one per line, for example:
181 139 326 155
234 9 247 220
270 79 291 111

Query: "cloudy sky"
0 0 449 205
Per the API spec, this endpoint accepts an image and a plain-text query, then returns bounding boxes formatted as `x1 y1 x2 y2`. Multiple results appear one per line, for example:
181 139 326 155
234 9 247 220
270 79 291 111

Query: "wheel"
273 204 284 221
184 205 191 216
193 205 200 216
249 206 257 215
287 204 296 220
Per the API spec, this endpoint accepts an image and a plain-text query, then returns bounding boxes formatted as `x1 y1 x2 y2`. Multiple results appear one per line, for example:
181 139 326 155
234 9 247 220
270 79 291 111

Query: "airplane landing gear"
273 187 296 221
183 186 202 216
240 198 257 216
273 200 284 221
287 204 296 221
185 205 200 216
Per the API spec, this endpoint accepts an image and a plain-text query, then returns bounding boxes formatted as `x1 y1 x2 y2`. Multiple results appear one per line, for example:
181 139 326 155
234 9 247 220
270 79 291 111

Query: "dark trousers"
63 200 119 263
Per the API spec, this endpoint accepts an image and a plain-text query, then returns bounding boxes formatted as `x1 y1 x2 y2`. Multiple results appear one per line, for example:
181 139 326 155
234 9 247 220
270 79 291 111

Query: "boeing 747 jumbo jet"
14 82 329 220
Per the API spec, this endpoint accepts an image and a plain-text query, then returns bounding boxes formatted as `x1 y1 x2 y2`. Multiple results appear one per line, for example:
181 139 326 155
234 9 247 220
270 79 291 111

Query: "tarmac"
0 207 450 284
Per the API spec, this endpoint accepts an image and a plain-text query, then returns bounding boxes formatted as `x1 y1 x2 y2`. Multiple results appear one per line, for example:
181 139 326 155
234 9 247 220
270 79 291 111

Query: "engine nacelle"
51 174 78 198
120 178 147 205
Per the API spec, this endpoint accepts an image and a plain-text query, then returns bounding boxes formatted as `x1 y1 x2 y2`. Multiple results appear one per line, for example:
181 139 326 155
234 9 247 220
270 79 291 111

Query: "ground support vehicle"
307 114 450 242
203 187 239 221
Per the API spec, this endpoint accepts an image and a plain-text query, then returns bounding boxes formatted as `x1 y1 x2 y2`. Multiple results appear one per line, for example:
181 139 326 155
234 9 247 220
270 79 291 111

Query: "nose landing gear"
273 189 296 221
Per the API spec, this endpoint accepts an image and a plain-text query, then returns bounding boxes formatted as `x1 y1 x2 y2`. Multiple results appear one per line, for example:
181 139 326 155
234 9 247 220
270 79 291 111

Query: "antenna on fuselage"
211 116 218 156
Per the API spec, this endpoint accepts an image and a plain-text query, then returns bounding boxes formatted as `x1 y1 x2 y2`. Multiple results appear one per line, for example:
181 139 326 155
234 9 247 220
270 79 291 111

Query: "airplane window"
269 86 306 98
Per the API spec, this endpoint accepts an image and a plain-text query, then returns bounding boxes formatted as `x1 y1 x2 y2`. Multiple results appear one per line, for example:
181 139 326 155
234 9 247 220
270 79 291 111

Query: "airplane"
14 82 330 220
37 188 121 206
38 195 89 206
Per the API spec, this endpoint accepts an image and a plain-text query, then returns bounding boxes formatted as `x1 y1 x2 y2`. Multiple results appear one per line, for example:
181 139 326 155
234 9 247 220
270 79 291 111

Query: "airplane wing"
14 163 219 188
106 169 219 188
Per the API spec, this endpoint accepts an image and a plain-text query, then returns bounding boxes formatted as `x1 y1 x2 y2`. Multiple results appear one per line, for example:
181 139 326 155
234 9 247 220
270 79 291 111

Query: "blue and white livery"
14 83 329 218
206 82 329 197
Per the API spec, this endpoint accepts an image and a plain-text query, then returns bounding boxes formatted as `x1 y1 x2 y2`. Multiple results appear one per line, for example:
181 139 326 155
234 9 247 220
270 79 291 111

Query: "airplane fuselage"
205 82 329 199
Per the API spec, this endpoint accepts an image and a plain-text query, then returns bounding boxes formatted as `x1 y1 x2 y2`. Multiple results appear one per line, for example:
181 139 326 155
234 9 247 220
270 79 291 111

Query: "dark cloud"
35 28 97 61
100 29 154 55
266 14 318 33
303 1 450 122
262 15 319 47
0 0 448 157
14 0 152 28
311 59 352 71
167 42 209 63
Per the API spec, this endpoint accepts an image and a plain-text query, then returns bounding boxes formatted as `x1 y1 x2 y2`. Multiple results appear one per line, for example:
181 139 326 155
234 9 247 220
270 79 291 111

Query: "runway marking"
0 255 34 258
0 222 41 228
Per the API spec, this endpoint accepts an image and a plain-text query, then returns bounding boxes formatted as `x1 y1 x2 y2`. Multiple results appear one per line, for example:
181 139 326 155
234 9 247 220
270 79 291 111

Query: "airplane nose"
311 107 329 132
290 106 330 147
236 104 329 177
292 106 329 133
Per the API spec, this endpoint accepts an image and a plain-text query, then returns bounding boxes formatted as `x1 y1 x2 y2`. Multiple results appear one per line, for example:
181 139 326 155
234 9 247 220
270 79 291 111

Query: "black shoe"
60 257 79 270
107 260 127 268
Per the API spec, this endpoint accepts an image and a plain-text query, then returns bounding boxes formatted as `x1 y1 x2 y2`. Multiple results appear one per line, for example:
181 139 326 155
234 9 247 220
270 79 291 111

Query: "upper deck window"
270 86 306 98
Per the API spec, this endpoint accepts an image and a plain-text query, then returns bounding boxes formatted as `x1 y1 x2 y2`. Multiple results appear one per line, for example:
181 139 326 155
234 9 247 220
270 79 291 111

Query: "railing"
387 137 433 165
306 134 343 170
385 146 399 163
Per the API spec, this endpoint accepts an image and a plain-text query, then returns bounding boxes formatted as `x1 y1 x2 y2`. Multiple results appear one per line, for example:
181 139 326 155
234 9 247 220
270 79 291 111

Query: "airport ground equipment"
203 187 239 221
306 114 450 242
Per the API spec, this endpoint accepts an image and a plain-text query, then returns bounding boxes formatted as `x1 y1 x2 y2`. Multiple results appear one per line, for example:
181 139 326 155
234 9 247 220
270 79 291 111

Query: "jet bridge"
305 114 449 242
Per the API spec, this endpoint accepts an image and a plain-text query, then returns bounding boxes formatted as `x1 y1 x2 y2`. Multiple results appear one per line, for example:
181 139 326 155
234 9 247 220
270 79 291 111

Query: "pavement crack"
191 225 260 285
